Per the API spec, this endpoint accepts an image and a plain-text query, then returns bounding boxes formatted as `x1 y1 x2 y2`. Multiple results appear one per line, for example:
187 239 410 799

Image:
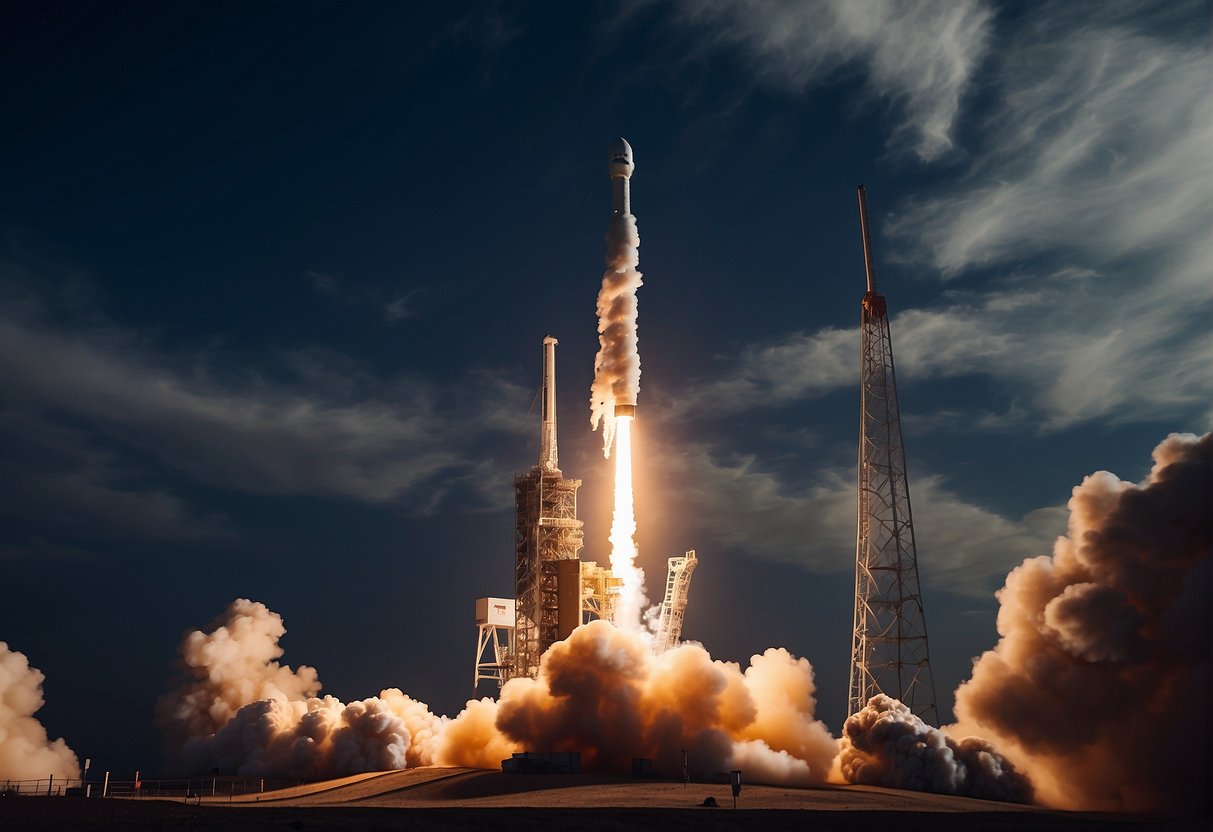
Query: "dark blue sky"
2 1 1209 777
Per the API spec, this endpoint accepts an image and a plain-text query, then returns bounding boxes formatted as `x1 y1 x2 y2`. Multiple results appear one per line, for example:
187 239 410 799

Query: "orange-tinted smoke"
948 432 1211 812
160 602 837 785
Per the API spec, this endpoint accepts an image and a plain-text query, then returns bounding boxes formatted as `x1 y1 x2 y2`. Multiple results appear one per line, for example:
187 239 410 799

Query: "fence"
2 774 302 801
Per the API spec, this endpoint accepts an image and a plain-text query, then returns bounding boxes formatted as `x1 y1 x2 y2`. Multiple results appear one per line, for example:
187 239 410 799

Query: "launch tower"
512 336 585 679
652 550 697 653
848 186 939 725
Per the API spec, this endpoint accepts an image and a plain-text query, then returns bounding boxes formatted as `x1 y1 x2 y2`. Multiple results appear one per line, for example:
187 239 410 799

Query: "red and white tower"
848 186 939 725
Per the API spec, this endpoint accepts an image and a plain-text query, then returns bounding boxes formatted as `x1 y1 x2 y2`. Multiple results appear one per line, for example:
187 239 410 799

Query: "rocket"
609 137 634 216
609 137 637 419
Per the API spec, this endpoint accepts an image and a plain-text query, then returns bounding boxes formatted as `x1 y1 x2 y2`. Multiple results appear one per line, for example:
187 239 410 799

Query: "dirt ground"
1 767 1204 831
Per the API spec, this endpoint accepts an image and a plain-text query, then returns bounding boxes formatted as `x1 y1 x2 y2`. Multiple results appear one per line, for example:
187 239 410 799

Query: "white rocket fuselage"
611 177 630 216
608 137 638 417
609 137 634 216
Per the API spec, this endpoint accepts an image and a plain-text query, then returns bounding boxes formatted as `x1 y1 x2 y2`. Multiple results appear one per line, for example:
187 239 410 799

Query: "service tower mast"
512 336 585 679
848 186 939 725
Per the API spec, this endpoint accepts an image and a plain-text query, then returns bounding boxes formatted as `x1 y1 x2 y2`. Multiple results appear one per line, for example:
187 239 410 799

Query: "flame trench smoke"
0 641 80 781
838 433 1210 811
156 599 447 778
945 432 1211 812
838 694 1032 803
159 601 838 784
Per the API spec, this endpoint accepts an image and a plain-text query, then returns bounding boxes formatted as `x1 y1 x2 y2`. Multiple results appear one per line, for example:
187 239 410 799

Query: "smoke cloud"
160 602 836 785
947 432 1211 812
464 621 838 783
590 213 643 457
838 694 1032 803
157 599 446 778
0 641 80 781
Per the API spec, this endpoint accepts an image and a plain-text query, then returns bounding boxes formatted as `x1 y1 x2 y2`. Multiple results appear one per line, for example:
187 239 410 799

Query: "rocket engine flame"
609 415 646 631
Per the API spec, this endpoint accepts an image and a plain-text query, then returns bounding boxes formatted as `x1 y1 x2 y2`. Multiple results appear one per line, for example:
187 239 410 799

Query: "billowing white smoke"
0 641 80 781
838 694 1032 803
157 599 446 778
442 620 837 784
160 602 837 785
947 432 1211 812
589 212 643 458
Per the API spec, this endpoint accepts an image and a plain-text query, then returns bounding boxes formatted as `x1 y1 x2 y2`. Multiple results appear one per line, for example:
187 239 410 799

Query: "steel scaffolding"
848 186 938 725
653 550 698 653
511 337 584 680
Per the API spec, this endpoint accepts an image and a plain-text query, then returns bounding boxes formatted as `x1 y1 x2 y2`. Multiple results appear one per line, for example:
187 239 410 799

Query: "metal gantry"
511 337 585 680
473 597 515 694
653 550 698 653
848 186 938 725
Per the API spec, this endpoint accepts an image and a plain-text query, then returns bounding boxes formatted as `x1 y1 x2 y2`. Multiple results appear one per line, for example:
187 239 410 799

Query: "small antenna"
857 185 877 294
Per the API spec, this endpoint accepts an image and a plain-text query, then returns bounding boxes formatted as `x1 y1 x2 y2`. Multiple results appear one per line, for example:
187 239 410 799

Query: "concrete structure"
848 186 938 725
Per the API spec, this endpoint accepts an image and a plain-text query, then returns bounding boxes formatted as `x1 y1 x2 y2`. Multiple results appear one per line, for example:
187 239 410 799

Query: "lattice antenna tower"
848 186 938 725
511 336 585 680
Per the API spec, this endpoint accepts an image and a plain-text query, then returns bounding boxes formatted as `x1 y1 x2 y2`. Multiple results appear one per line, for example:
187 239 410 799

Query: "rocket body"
609 138 633 216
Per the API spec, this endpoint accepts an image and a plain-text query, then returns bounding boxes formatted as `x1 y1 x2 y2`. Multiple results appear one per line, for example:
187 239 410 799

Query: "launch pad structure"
848 186 939 726
473 333 699 692
653 550 697 654
511 336 586 681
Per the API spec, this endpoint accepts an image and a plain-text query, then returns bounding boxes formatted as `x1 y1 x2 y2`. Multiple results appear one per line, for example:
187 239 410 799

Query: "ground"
1 767 1203 831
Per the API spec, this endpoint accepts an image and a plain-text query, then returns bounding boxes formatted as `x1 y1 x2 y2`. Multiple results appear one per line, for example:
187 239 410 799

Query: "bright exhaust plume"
609 415 647 631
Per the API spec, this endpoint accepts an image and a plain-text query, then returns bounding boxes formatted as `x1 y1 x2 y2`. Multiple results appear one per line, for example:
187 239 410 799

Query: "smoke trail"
0 641 80 781
838 694 1032 802
590 181 647 628
157 599 446 778
947 432 1211 812
589 212 643 458
160 601 837 784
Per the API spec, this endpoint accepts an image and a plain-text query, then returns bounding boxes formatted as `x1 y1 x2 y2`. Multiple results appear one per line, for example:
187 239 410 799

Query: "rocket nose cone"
610 137 633 160
608 137 634 179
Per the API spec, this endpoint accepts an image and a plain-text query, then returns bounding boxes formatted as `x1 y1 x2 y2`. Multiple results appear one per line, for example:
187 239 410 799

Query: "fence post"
102 771 110 798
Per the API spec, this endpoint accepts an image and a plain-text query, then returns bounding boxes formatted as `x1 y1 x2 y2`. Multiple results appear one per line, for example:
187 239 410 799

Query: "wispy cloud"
304 269 429 323
0 273 533 560
668 0 994 160
0 414 231 552
891 4 1212 276
647 436 1063 595
384 287 424 322
667 4 1213 433
306 269 340 295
